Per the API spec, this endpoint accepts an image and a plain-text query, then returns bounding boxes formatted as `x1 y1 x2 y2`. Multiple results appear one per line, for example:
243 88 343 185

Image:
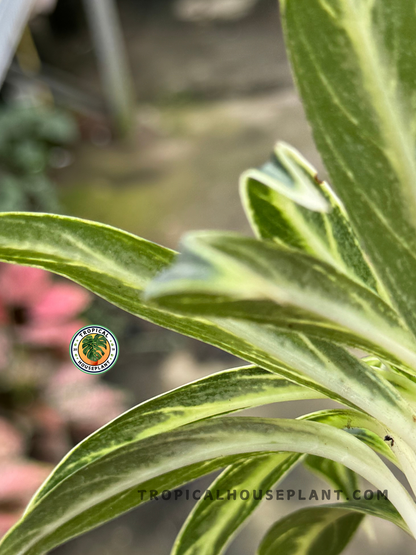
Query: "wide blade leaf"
257 498 409 555
280 0 416 336
241 147 383 296
2 417 416 555
145 232 416 370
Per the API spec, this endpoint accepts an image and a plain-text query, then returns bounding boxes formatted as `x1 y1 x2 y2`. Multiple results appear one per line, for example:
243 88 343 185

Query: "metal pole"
0 0 37 87
83 0 135 137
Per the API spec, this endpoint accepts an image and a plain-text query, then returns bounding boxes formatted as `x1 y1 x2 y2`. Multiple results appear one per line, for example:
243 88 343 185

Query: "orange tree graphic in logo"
69 326 118 374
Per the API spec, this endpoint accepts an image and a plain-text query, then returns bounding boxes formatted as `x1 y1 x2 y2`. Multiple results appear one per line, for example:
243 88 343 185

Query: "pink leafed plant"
0 264 128 536
0 265 90 350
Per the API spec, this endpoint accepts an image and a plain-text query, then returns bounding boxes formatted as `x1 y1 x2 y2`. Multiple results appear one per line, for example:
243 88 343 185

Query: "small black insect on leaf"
384 435 395 446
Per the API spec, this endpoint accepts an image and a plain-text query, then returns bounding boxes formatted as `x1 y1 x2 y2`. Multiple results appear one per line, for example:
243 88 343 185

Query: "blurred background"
0 1 413 554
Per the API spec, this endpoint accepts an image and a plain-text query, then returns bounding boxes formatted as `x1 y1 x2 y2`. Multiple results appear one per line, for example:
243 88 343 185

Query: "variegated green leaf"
2 417 416 555
28 365 324 507
280 0 416 337
257 498 409 555
261 510 362 555
8 455 252 555
172 453 303 555
240 147 383 297
171 407 396 555
239 142 329 213
206 327 416 454
304 456 359 501
364 356 416 408
145 231 416 369
300 408 397 465
2 214 416 455
170 406 393 555
28 375 395 555
0 212 340 400
301 456 367 554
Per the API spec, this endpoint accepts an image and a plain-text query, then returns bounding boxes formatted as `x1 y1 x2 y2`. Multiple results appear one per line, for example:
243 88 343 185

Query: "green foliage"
257 499 409 555
81 334 107 362
1 2 416 555
0 104 77 213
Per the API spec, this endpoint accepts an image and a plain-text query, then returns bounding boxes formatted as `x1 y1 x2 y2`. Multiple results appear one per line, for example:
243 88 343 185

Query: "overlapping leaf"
172 453 303 555
169 406 394 555
280 0 416 337
364 356 416 407
145 231 416 370
304 456 359 500
2 416 416 555
0 364 401 555
299 409 397 465
239 141 329 213
284 455 362 555
257 498 409 555
2 2 416 554
241 146 384 297
3 213 416 451
0 213 339 399
27 365 324 506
